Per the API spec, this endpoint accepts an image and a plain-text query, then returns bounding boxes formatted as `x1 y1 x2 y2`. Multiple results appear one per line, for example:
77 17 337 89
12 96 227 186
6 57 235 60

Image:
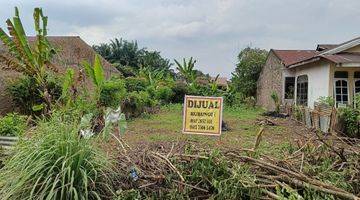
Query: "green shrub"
339 107 360 138
125 77 147 92
154 86 174 103
100 77 126 108
318 96 335 107
224 92 245 107
123 91 158 117
270 91 280 113
0 112 113 199
171 82 188 103
0 113 27 137
7 75 62 115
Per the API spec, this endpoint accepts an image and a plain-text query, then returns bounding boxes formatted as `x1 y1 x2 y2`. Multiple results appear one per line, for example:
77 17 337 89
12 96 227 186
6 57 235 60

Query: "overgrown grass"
0 112 113 200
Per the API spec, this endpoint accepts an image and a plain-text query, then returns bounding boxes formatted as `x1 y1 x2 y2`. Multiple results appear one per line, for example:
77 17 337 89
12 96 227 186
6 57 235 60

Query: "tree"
174 57 197 84
93 38 172 76
0 7 57 113
231 46 268 97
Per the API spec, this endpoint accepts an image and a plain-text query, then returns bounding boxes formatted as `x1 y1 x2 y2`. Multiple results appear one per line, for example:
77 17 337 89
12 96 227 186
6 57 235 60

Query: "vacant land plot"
124 104 309 157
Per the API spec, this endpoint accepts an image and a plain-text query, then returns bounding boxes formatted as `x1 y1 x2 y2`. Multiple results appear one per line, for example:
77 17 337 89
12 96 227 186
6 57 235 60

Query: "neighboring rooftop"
272 36 360 68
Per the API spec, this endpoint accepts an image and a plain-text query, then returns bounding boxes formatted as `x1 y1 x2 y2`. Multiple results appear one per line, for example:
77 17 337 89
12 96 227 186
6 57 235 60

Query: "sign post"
182 95 223 136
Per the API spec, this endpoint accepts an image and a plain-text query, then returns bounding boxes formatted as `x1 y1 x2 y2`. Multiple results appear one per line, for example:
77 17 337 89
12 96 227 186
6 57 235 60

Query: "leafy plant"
231 46 268 97
0 113 27 136
0 7 57 113
339 107 360 138
174 57 197 85
318 96 335 107
270 91 280 113
0 112 113 199
100 77 126 108
7 75 62 115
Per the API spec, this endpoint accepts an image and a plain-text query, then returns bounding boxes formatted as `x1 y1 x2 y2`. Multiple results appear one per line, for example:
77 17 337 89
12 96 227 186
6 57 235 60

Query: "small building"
0 36 120 115
257 36 360 110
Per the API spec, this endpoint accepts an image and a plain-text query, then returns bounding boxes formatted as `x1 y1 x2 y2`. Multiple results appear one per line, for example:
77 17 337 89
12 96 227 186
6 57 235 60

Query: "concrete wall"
294 61 331 108
256 51 284 111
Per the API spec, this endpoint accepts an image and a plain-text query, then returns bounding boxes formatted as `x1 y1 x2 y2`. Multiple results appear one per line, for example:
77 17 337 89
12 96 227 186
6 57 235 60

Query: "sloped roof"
210 76 228 86
0 36 120 77
272 50 318 67
271 36 360 68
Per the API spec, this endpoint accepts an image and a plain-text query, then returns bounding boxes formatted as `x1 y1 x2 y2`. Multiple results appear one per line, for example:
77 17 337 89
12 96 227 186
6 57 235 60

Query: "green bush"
318 96 335 107
100 77 126 108
0 112 113 199
7 75 62 115
0 113 27 137
170 82 188 103
123 91 158 117
339 107 360 138
124 77 147 92
154 86 174 103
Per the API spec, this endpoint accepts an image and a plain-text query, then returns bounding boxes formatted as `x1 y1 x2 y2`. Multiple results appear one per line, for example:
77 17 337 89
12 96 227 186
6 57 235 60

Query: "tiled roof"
272 50 318 67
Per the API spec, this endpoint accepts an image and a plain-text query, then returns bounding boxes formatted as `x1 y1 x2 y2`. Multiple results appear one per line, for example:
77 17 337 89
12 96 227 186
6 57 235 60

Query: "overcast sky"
0 0 359 77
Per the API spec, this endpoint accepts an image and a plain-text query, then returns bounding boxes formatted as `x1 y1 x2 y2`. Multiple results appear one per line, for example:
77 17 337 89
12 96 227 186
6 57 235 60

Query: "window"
296 75 308 105
284 77 295 99
334 79 348 105
334 71 349 106
355 79 360 94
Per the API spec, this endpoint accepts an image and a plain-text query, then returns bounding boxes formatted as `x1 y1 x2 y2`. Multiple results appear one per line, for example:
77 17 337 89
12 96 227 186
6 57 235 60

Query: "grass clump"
0 112 113 200
0 113 27 137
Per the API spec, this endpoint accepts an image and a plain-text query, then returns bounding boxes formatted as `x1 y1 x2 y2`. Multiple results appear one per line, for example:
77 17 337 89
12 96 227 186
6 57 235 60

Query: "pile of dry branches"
110 129 360 199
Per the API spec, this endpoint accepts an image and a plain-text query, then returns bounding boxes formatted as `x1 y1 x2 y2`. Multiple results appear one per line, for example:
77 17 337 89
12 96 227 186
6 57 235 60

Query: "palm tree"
174 57 197 84
0 7 57 113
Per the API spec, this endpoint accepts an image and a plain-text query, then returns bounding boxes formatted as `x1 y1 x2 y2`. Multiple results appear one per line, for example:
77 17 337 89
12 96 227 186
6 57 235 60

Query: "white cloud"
0 0 359 77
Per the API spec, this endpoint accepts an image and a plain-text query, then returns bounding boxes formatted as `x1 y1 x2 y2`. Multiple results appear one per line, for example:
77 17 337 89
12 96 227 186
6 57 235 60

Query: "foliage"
174 57 197 84
339 107 360 138
93 38 172 73
293 105 304 122
123 91 158 118
0 112 113 199
0 7 57 113
100 77 126 108
170 81 188 103
154 86 174 104
231 46 268 97
270 91 280 113
124 77 147 92
0 113 27 136
7 74 62 115
318 96 335 107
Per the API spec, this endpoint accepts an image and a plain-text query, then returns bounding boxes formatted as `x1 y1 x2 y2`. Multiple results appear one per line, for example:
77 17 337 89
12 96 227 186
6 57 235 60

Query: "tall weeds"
0 112 113 200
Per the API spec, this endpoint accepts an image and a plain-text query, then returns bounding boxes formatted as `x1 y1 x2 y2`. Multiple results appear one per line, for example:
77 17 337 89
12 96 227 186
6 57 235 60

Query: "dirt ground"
120 104 316 157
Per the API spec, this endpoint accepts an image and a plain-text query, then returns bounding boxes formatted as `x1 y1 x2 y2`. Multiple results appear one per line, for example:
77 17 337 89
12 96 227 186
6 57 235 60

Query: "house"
0 36 120 115
257 36 360 111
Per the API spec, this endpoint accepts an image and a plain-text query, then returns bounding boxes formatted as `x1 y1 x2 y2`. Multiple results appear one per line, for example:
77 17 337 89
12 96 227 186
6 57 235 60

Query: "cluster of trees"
93 38 173 77
93 39 268 106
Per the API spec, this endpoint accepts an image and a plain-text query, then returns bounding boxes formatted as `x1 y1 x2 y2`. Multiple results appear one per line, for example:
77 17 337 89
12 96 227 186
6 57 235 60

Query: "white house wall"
294 61 330 108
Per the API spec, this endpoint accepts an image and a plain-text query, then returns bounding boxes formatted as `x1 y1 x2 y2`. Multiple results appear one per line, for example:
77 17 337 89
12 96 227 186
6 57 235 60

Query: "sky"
0 0 360 78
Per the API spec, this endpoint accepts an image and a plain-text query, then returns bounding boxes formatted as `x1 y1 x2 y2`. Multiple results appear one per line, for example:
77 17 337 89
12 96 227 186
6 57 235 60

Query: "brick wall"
256 51 284 111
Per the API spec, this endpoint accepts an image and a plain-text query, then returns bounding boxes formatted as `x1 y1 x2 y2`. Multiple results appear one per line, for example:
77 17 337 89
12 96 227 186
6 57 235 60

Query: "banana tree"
0 7 56 113
209 74 220 95
174 57 197 85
